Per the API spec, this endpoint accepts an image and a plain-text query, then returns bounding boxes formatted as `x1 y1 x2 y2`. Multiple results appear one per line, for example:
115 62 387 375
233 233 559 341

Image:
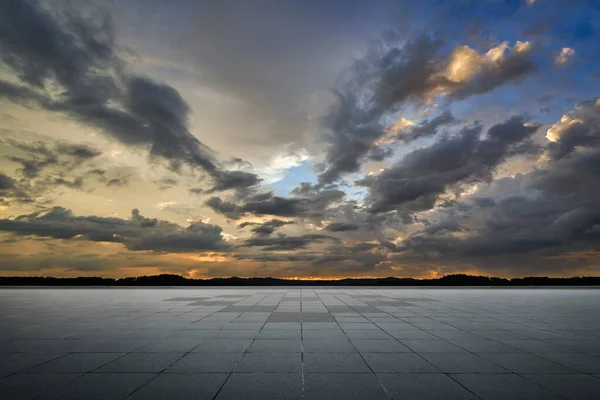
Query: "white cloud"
555 47 575 66
256 146 310 184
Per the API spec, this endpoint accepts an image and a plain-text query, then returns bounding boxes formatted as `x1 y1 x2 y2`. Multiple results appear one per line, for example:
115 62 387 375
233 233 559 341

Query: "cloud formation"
0 207 230 252
0 0 259 194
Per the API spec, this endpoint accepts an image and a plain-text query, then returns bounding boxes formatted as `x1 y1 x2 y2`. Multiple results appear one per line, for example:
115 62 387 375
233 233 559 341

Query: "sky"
1 0 600 279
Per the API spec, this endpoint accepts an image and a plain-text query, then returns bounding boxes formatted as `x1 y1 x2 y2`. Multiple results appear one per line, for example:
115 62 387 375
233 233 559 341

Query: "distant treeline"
1 274 600 286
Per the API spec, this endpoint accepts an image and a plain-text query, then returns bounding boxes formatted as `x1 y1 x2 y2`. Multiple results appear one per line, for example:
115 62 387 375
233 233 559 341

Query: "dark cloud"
386 99 600 266
0 0 259 194
54 176 84 190
0 206 230 252
235 242 387 274
4 138 101 179
401 110 456 142
323 222 361 232
359 116 540 215
240 234 340 251
0 173 15 190
316 34 537 186
239 219 294 236
546 98 600 160
206 188 345 221
106 178 127 187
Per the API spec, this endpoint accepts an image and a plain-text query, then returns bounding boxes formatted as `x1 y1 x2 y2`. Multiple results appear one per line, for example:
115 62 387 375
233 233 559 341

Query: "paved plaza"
1 288 600 399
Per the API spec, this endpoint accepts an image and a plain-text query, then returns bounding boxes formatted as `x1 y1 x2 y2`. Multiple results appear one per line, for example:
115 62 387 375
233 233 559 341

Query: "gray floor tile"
215 373 302 400
351 339 411 353
344 330 392 340
167 352 243 372
0 352 67 373
4 288 600 400
539 353 600 373
256 329 302 339
29 352 124 372
421 353 509 373
0 373 81 400
522 373 600 400
304 373 390 400
126 373 227 400
479 353 578 373
192 338 253 352
401 339 467 353
452 373 567 400
304 353 370 373
43 373 155 400
136 338 202 353
236 352 302 372
97 352 182 372
449 339 524 353
362 353 439 373
248 339 302 353
379 373 478 399
303 338 356 353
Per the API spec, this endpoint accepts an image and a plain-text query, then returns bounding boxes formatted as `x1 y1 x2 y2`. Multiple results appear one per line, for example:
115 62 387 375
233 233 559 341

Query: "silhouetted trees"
1 274 599 286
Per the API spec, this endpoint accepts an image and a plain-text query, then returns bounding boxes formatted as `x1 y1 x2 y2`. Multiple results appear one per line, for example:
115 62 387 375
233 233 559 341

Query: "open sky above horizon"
1 0 600 279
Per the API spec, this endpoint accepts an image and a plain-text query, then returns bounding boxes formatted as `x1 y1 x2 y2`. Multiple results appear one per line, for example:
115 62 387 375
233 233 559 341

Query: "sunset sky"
1 0 600 279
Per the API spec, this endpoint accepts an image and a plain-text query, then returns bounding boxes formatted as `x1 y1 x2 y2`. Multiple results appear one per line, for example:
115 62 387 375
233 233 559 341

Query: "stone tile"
0 373 81 400
479 353 578 373
302 329 347 340
522 373 600 400
351 339 411 353
304 353 370 373
97 352 182 372
192 338 253 353
401 339 468 353
362 353 439 373
449 339 524 353
379 373 479 400
236 352 301 372
344 330 391 340
167 352 243 372
538 353 600 373
136 338 201 353
452 373 567 400
0 353 67 373
304 373 390 400
256 329 301 339
126 373 227 400
29 352 124 372
213 329 260 339
248 339 302 353
215 373 302 400
43 373 155 400
303 338 357 353
421 353 509 373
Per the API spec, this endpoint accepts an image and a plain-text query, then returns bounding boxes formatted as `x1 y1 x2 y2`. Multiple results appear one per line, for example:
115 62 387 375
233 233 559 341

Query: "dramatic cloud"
0 0 259 193
206 188 345 221
1 0 599 278
359 116 541 216
387 98 600 268
239 219 294 236
0 206 230 252
4 139 101 178
241 234 340 251
315 35 537 186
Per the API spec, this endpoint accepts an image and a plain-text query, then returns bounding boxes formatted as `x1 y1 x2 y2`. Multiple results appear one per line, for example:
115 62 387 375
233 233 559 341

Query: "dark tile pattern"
2 287 600 399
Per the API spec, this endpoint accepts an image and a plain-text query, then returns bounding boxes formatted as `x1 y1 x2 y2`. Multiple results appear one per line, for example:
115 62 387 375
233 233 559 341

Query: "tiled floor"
1 288 600 399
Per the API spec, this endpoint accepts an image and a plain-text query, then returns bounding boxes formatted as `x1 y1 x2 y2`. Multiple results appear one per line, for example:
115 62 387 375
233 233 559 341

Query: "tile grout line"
332 292 395 400
347 289 485 400
209 290 273 400
123 293 258 399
